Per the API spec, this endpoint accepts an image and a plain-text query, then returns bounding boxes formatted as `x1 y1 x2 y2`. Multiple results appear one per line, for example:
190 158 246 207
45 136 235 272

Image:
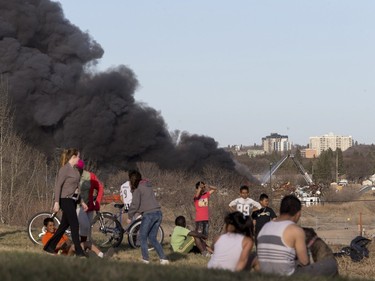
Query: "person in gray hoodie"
127 170 169 264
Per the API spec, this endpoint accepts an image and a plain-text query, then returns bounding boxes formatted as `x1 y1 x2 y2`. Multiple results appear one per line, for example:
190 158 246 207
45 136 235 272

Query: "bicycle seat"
114 203 124 209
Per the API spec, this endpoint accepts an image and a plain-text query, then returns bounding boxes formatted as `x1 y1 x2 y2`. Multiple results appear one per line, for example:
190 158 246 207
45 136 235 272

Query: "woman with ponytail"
207 211 255 271
127 170 169 264
43 148 86 257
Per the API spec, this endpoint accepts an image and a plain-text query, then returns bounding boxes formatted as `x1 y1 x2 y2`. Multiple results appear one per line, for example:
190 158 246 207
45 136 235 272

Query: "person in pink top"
194 181 217 237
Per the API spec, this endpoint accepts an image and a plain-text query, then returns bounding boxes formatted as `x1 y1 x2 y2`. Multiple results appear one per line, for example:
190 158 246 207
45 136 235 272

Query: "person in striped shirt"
257 195 309 276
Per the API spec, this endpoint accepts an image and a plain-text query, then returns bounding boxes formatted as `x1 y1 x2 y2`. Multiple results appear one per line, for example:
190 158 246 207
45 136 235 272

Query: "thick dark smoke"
0 0 239 173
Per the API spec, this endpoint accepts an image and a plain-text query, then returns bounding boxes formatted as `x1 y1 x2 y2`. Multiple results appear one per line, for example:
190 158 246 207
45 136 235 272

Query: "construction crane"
261 154 313 186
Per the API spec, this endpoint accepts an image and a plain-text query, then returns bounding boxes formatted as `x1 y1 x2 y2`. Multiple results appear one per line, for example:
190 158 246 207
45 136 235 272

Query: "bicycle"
28 203 165 250
27 209 122 248
27 211 69 245
90 209 123 248
91 203 164 249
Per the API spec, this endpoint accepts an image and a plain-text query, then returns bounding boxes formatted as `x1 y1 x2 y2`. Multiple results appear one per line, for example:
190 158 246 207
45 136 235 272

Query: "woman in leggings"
43 148 86 257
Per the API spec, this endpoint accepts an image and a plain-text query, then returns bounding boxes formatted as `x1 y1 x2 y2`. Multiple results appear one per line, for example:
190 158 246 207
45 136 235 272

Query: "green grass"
0 225 368 281
0 250 356 281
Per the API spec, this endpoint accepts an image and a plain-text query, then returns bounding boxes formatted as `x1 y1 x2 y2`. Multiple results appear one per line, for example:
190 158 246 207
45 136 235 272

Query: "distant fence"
271 199 375 245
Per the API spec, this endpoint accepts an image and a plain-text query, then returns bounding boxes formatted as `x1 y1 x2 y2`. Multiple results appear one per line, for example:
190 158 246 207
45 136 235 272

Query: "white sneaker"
203 252 212 257
141 259 150 264
160 259 169 265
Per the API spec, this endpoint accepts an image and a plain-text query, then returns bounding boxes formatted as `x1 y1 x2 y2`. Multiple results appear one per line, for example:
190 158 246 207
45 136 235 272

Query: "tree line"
235 145 375 186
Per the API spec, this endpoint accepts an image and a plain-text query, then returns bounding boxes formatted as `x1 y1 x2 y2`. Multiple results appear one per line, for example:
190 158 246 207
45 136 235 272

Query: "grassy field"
0 224 374 281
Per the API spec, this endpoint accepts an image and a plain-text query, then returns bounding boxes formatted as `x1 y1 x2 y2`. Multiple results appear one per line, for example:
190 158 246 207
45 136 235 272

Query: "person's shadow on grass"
0 230 24 240
167 252 189 262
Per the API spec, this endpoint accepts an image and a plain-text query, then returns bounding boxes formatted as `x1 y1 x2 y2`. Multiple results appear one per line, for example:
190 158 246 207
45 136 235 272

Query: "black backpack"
334 236 371 262
349 236 371 262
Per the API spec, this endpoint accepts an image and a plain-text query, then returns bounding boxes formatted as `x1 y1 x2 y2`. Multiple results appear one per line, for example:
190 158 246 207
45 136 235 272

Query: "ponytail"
60 148 79 166
129 170 142 189
224 211 254 237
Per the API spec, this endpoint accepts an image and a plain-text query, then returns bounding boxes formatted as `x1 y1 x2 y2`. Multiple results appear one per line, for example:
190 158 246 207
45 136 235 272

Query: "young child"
42 218 73 255
251 193 277 240
42 218 112 258
228 185 261 218
194 181 217 237
170 215 211 256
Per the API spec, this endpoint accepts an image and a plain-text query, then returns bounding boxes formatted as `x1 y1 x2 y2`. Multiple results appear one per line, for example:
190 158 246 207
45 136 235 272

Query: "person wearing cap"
76 159 104 242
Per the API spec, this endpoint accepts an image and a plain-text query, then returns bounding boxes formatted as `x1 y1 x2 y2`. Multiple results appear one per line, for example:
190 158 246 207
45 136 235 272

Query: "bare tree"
0 76 11 223
0 76 57 225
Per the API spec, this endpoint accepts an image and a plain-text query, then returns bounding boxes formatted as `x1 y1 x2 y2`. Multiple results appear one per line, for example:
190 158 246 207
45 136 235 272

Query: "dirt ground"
299 189 375 246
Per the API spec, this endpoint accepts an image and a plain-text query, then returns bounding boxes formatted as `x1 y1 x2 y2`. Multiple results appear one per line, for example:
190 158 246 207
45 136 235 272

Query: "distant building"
362 179 372 186
262 133 291 154
247 149 265 158
301 148 317 159
309 132 353 156
234 145 241 151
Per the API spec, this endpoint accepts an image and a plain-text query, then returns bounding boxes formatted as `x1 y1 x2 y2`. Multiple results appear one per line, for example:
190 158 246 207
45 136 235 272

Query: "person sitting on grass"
207 211 255 272
42 218 113 258
41 218 74 255
170 215 212 257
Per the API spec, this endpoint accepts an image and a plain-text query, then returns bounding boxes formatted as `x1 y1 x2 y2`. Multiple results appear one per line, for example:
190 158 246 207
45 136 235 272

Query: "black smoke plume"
0 0 238 173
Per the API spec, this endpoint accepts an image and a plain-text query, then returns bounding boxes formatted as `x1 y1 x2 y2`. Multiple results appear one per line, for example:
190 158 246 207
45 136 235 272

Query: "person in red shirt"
194 181 217 237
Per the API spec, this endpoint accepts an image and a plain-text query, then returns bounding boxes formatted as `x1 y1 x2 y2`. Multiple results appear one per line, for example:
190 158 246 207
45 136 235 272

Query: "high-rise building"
309 132 352 156
262 133 291 154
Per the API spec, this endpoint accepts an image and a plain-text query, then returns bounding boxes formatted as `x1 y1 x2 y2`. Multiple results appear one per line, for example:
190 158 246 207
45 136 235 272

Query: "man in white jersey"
229 185 261 218
257 195 309 276
120 180 132 210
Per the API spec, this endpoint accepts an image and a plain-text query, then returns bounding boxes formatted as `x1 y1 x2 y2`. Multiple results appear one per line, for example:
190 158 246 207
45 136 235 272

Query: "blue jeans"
140 210 166 260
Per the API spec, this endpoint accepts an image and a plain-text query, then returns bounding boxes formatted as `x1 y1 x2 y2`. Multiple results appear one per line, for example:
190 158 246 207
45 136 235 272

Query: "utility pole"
269 162 273 203
336 151 339 183
269 163 273 189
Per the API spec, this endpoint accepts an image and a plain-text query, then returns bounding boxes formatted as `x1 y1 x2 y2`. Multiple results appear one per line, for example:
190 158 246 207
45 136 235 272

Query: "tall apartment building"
262 133 291 154
309 132 352 156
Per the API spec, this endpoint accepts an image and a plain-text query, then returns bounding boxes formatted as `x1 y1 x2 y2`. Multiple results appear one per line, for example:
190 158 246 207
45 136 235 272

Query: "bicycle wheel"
91 213 123 248
27 212 61 246
127 219 164 249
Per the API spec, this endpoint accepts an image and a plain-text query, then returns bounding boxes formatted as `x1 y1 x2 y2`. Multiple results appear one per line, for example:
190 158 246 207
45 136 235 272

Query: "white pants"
77 206 94 238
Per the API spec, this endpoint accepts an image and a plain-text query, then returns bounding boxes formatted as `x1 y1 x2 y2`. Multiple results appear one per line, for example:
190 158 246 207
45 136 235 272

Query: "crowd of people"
42 148 338 276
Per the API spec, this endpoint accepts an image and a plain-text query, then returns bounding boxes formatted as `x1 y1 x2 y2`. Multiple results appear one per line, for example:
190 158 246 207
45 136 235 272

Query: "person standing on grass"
120 178 132 211
194 181 217 237
229 185 261 218
127 170 169 265
121 170 145 226
76 159 104 242
207 211 255 272
251 193 277 242
43 148 86 257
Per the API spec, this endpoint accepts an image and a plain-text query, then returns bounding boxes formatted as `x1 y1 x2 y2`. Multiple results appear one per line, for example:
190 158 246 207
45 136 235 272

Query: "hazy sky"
56 0 375 147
